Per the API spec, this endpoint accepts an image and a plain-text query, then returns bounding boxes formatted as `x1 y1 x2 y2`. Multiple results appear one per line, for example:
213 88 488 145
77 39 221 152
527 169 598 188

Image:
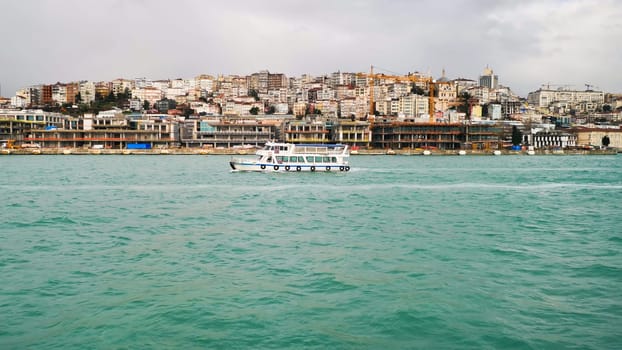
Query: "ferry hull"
230 160 350 172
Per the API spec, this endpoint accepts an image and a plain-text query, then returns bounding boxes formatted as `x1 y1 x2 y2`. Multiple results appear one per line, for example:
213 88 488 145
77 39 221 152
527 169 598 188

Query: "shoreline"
1 148 618 156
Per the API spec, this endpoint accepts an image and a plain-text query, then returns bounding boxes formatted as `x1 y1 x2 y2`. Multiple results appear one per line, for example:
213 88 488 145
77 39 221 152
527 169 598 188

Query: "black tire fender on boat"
326 166 331 171
296 166 302 172
285 165 290 171
260 164 266 170
345 166 350 171
274 165 279 171
339 166 344 171
310 166 316 172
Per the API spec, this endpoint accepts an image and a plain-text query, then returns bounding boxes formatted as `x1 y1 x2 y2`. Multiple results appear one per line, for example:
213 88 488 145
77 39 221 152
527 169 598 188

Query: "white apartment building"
334 85 356 100
314 100 339 117
196 76 216 93
52 84 67 105
79 81 96 104
166 87 186 100
223 100 263 116
527 88 605 113
398 94 429 117
111 79 134 95
132 86 163 106
317 87 335 100
339 98 357 118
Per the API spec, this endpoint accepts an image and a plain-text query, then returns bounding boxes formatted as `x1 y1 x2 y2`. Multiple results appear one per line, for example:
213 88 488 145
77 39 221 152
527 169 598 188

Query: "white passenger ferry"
229 142 351 172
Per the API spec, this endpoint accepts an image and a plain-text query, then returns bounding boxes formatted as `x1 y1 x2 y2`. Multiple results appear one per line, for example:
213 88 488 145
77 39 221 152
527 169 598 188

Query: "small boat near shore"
229 142 351 172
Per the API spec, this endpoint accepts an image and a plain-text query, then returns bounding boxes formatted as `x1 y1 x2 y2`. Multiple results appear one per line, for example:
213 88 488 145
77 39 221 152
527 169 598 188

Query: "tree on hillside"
602 135 610 148
249 89 260 101
458 91 472 118
249 106 260 115
411 84 426 96
106 91 115 103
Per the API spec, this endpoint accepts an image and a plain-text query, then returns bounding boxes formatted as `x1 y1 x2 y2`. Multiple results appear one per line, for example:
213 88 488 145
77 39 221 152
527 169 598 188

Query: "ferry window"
315 156 323 162
297 156 305 162
276 156 284 163
323 157 330 162
266 156 272 162
306 156 314 162
331 157 337 162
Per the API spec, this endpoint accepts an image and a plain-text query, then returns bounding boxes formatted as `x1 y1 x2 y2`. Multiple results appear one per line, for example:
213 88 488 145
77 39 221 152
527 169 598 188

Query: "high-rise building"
479 66 498 89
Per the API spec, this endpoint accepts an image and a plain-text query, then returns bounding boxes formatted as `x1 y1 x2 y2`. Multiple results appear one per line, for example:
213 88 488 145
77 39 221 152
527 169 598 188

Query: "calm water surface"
1 154 621 349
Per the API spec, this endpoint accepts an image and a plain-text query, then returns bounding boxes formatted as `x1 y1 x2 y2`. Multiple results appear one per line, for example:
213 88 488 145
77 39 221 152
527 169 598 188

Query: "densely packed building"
2 67 621 150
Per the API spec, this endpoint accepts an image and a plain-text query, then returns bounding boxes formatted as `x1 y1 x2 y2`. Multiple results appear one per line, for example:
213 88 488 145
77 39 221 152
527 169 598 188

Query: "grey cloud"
0 0 620 97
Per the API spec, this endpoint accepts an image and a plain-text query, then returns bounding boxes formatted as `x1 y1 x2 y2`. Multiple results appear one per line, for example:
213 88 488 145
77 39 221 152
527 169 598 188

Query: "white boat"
229 142 351 172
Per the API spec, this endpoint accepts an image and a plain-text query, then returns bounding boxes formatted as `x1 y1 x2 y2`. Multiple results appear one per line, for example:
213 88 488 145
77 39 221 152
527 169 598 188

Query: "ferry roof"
296 143 345 147
266 142 345 147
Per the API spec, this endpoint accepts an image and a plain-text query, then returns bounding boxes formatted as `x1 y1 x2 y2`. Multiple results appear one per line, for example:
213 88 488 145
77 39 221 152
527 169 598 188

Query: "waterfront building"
180 117 280 148
571 127 622 149
332 119 371 147
372 119 462 150
0 109 65 142
462 122 504 150
23 113 179 149
531 130 577 149
283 117 330 144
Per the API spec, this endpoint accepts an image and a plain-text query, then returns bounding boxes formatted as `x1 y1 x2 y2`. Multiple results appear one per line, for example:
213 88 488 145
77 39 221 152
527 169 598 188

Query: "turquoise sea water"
1 154 621 349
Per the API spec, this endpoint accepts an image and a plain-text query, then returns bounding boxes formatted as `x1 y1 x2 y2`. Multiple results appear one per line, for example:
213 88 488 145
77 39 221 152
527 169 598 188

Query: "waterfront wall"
1 147 617 156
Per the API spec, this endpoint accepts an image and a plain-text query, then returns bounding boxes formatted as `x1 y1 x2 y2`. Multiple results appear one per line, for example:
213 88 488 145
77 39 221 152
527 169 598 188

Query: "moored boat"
229 142 351 172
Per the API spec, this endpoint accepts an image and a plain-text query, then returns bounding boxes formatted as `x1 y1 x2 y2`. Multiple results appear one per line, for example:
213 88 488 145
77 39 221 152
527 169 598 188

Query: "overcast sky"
1 0 620 97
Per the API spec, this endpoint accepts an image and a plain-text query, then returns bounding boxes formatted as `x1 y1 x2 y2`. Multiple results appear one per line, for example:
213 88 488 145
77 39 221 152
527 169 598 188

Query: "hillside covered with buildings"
1 67 621 152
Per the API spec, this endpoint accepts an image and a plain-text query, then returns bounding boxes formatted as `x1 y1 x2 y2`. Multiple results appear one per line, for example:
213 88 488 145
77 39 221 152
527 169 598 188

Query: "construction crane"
356 65 449 122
